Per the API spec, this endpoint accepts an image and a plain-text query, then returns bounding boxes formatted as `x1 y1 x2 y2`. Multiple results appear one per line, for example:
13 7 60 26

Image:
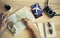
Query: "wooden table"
0 0 60 38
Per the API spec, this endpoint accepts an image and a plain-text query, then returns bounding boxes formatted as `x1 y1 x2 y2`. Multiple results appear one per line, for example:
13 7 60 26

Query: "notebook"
37 22 56 38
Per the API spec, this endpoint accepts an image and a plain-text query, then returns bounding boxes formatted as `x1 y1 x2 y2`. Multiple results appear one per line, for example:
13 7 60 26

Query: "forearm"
30 27 41 38
0 30 3 38
0 27 7 38
0 29 6 38
0 28 3 37
22 18 41 38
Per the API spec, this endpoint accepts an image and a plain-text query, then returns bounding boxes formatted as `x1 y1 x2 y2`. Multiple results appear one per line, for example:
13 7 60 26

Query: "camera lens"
49 10 53 14
5 5 11 10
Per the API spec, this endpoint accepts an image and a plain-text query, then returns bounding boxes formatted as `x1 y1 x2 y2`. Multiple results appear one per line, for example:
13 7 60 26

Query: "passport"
31 3 42 18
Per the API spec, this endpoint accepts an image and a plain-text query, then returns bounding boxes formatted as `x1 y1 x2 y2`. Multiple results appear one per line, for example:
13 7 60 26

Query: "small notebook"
37 22 56 38
7 6 35 36
37 23 45 38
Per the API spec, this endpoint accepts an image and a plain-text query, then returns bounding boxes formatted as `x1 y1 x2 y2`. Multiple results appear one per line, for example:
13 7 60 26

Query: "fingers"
0 13 8 24
2 13 7 21
0 13 4 18
22 18 30 25
0 13 7 20
22 18 29 22
0 13 4 25
3 14 7 19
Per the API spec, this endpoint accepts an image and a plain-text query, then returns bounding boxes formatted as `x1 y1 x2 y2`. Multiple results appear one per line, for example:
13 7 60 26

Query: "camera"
44 6 56 18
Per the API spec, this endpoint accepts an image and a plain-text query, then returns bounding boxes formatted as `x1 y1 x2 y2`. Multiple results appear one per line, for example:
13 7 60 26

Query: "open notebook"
7 6 35 36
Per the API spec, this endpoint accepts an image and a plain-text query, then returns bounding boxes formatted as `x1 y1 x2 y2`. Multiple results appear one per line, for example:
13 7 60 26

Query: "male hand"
0 13 8 32
22 18 35 30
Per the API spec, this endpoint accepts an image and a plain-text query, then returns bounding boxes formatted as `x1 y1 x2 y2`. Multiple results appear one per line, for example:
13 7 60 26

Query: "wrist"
29 27 36 32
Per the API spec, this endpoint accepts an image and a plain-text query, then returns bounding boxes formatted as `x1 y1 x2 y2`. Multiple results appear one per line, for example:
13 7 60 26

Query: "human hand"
0 13 8 32
22 18 35 30
22 18 41 38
